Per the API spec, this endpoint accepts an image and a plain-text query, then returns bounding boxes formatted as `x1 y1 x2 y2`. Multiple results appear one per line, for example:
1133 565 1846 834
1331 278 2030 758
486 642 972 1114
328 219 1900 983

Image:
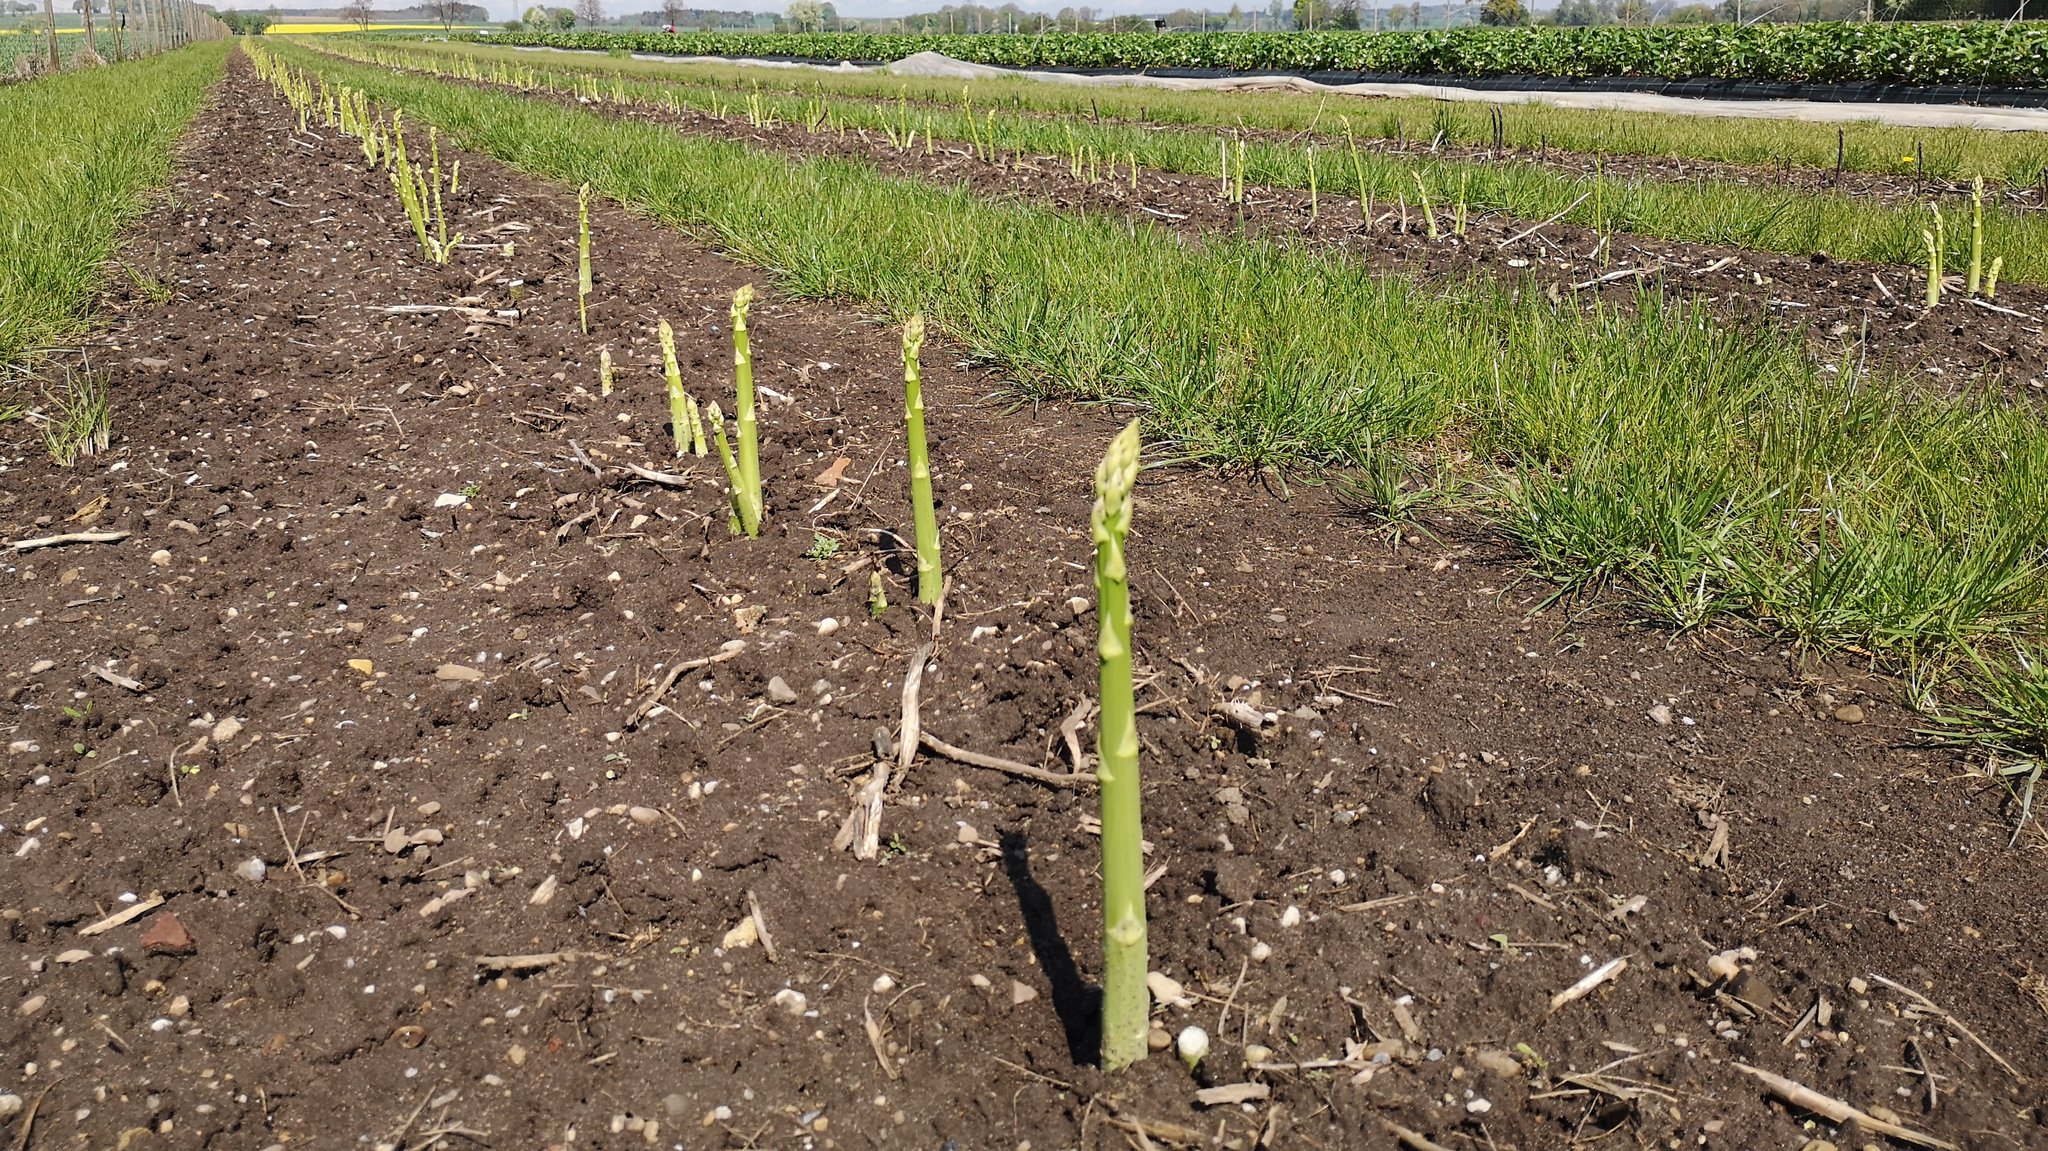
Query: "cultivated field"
0 28 2043 1151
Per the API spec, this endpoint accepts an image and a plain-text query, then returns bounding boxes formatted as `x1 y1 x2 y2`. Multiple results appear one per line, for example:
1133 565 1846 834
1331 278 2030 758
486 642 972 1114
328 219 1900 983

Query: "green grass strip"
272 40 2048 673
0 42 230 374
322 37 2048 286
381 35 2048 185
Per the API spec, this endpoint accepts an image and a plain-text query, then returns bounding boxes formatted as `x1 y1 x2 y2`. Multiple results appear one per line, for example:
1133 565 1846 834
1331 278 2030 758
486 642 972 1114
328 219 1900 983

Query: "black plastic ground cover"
626 48 2048 109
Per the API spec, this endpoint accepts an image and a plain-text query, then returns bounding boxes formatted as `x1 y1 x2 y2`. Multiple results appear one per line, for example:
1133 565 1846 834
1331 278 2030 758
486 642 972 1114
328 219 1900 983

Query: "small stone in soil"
765 676 798 704
140 912 196 956
1833 704 1865 724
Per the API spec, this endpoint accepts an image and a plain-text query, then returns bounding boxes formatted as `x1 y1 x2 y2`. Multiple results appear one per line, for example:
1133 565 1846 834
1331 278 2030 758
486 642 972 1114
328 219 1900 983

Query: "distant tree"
573 0 601 24
426 0 469 28
784 0 818 28
1477 0 1527 21
819 0 837 26
554 5 575 26
339 0 373 29
522 2 549 22
659 0 682 24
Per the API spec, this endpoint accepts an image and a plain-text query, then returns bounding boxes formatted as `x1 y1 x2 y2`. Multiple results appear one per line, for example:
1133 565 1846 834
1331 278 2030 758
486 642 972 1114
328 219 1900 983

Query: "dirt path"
0 51 2041 1151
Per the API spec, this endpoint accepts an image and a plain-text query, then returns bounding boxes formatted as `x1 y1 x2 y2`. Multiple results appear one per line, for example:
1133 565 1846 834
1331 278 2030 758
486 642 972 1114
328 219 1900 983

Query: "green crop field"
381 34 2048 184
470 22 2048 87
319 36 2048 285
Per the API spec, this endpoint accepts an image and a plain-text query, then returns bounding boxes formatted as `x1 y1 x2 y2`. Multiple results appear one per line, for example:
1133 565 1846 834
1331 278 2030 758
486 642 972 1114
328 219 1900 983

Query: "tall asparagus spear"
730 286 762 537
1092 419 1147 1072
902 316 941 604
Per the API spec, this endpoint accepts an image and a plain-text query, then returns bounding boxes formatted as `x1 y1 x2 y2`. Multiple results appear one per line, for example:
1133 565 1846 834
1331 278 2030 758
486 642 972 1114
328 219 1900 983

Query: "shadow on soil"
1001 830 1101 1067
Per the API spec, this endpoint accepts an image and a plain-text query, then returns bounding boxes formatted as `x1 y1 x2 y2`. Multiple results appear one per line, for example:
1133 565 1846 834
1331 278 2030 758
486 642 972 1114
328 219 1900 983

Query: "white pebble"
1466 1098 1492 1114
1279 905 1302 929
816 617 840 636
236 858 267 883
1249 941 1273 962
871 975 896 994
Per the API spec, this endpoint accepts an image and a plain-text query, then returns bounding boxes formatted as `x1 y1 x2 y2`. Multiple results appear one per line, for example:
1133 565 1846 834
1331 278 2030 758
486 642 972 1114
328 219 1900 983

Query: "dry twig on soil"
8 530 128 553
1730 1062 1957 1150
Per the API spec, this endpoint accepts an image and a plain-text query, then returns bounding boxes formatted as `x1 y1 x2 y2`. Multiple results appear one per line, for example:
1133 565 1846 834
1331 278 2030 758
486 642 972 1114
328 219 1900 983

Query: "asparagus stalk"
1413 171 1439 239
729 286 762 537
902 316 942 604
1969 176 1984 296
1923 229 1941 308
658 320 695 456
707 401 748 536
599 347 612 398
686 393 707 457
1987 256 2004 299
1308 144 1318 221
1093 419 1147 1074
577 182 592 335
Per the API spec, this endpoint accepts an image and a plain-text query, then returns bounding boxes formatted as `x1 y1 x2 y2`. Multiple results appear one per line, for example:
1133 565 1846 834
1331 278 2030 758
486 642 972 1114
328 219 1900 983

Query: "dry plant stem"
9 530 129 552
1866 973 2024 1082
1549 956 1628 1012
901 315 941 604
1379 1121 1452 1151
746 888 777 962
474 951 575 972
623 639 746 728
895 641 932 781
862 996 899 1080
918 730 1092 788
1730 1063 1957 1150
78 895 164 936
1093 420 1148 1073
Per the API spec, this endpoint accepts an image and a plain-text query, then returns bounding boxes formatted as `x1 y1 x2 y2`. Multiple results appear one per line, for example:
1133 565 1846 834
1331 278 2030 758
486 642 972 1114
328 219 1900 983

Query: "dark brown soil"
379 56 2048 394
2 53 2045 1151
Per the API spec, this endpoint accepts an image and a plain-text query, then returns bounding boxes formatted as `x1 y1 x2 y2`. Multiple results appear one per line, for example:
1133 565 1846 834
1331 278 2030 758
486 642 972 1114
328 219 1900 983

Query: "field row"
8 51 2034 1151
326 38 2048 286
0 43 229 382
467 22 2048 88
382 37 2048 185
268 37 2048 744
